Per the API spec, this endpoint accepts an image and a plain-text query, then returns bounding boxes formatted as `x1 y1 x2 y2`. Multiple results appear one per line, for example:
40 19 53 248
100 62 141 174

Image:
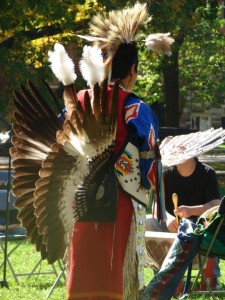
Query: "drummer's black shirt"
164 160 220 222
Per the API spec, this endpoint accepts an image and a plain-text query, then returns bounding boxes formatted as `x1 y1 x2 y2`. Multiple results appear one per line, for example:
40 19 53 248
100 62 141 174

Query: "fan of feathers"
10 77 119 264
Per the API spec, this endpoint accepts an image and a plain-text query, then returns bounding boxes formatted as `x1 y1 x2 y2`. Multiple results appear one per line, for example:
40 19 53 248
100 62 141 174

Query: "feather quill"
76 34 108 42
79 45 105 87
48 43 77 86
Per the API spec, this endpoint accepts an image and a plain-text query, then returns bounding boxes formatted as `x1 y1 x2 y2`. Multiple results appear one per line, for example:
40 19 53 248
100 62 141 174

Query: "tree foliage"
0 0 101 122
0 0 225 129
180 5 225 111
134 0 225 126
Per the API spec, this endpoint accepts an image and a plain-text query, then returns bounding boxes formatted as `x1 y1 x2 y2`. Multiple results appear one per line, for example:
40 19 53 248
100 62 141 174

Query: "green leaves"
180 13 225 109
1 0 225 127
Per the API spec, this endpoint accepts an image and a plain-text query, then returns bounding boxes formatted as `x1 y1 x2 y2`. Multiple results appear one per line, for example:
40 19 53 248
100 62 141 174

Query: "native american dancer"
10 3 175 300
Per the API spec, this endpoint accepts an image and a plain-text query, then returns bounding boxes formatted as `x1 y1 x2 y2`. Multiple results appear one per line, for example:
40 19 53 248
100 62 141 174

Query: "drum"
145 231 176 270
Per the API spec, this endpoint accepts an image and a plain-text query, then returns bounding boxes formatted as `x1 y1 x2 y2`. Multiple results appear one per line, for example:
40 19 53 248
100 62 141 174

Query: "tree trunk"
163 52 180 127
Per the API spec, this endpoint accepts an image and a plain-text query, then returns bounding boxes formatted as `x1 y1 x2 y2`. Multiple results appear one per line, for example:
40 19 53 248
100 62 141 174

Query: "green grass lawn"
0 146 224 299
1 239 225 299
0 240 66 299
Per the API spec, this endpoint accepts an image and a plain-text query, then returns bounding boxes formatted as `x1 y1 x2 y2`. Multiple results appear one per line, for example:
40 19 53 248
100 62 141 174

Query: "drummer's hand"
174 205 192 219
166 218 179 233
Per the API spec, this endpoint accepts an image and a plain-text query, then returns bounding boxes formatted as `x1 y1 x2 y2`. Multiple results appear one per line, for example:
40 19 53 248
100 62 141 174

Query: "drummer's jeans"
145 214 221 281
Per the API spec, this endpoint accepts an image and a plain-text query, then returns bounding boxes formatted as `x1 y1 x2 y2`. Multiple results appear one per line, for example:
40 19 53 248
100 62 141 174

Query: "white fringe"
123 214 139 300
111 223 116 270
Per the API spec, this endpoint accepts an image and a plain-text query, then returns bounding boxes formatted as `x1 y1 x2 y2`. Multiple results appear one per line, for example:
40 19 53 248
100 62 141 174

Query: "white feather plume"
79 45 105 87
145 33 174 56
48 43 77 86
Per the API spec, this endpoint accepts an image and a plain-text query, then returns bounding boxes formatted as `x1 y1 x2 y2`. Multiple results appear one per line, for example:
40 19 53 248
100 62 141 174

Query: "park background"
1 1 225 299
1 1 225 131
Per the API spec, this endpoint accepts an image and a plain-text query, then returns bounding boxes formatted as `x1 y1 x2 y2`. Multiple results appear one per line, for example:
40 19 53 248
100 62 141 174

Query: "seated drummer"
146 156 221 287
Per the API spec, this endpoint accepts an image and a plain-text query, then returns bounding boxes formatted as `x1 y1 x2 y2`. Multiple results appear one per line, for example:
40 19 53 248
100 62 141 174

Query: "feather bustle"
63 84 78 117
56 131 69 146
11 136 50 156
10 147 47 160
13 94 36 124
12 158 42 168
82 91 100 141
27 80 63 128
109 80 119 136
18 83 61 136
13 192 34 208
11 68 120 264
11 81 66 263
92 83 101 119
26 219 39 238
17 203 35 222
12 166 40 177
13 112 31 131
12 124 52 150
43 80 65 118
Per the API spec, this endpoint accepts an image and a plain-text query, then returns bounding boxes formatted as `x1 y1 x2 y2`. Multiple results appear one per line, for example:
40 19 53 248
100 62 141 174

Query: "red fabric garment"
66 189 133 300
66 88 134 300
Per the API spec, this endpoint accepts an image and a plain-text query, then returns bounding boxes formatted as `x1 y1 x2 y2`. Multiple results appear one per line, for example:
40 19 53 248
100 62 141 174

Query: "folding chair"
0 170 29 283
0 234 64 285
0 231 28 283
185 197 225 299
0 171 65 287
45 261 66 299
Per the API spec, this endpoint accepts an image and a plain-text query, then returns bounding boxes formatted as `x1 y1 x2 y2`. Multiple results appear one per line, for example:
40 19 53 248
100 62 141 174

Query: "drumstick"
172 193 179 224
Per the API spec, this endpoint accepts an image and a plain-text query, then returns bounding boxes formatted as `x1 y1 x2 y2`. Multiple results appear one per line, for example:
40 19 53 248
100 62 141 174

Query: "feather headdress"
87 2 150 63
160 127 225 167
77 2 174 80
